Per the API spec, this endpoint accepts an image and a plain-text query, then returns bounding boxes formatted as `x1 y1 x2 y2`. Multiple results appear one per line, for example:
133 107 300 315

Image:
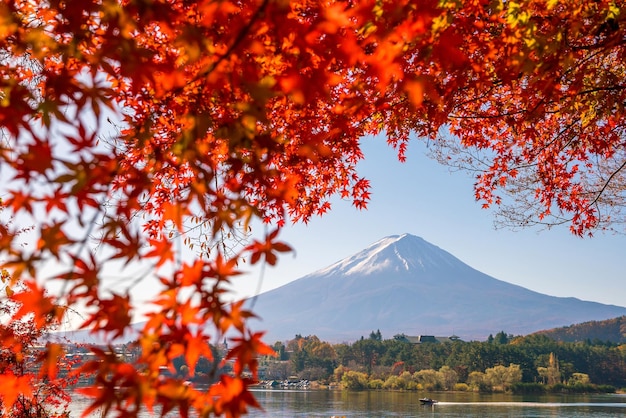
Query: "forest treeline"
259 331 626 393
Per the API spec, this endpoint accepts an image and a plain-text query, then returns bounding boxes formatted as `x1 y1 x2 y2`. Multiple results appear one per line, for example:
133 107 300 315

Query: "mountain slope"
533 316 626 343
247 234 626 342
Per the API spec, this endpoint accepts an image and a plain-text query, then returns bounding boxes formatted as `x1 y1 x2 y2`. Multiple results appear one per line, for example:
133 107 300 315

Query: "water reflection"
245 390 626 418
70 390 626 417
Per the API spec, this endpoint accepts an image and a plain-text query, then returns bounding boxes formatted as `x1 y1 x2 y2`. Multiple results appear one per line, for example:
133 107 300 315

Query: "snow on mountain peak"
317 233 460 277
249 233 626 343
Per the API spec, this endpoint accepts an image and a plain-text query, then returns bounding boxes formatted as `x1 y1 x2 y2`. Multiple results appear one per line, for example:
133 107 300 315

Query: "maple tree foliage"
0 269 77 418
0 0 625 416
427 0 626 234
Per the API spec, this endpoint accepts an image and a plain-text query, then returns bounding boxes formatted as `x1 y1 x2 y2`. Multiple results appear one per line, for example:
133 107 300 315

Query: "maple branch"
247 223 270 310
587 158 626 212
524 119 580 163
56 205 104 301
568 32 626 51
576 85 626 95
448 106 531 120
450 84 499 112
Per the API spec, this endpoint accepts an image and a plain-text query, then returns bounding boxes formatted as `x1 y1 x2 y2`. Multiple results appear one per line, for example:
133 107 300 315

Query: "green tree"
287 335 336 377
369 330 383 341
437 366 459 391
569 373 591 385
341 371 369 391
379 339 414 368
351 338 385 374
414 369 441 391
494 332 512 345
272 341 287 361
467 371 487 392
537 353 561 385
485 364 523 392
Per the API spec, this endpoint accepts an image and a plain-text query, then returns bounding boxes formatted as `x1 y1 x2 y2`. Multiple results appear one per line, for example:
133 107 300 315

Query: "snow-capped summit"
247 234 626 342
317 234 461 277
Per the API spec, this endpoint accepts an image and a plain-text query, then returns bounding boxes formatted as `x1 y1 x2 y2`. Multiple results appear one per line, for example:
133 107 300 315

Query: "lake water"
70 390 626 417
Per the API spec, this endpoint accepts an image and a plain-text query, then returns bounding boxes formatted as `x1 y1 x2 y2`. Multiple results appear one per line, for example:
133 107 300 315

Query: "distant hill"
246 234 626 342
47 322 143 345
532 316 626 343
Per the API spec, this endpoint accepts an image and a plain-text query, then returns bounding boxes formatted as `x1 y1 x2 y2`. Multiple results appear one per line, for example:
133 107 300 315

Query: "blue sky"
233 135 626 308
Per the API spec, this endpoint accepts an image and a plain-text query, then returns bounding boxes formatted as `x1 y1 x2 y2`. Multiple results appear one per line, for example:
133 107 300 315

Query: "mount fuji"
246 234 626 342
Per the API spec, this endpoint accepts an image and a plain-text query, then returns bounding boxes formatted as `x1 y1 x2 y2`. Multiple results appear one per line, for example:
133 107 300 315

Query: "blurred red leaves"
1 0 625 416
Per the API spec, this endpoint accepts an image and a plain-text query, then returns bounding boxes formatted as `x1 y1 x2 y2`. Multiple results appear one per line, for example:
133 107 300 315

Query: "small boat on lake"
419 398 438 405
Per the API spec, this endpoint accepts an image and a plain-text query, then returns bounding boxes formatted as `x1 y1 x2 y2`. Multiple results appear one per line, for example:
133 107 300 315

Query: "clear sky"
232 135 626 309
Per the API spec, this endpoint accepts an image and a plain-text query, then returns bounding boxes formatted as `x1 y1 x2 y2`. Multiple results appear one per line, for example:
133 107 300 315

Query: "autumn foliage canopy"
1 0 625 416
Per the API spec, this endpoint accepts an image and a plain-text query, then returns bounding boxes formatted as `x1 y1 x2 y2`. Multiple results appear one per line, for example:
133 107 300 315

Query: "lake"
70 390 626 417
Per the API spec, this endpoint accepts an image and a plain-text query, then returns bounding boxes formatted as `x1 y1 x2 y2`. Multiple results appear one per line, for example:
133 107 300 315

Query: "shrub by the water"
511 382 547 394
341 371 369 390
596 385 616 394
453 383 469 391
368 379 384 390
545 383 616 394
